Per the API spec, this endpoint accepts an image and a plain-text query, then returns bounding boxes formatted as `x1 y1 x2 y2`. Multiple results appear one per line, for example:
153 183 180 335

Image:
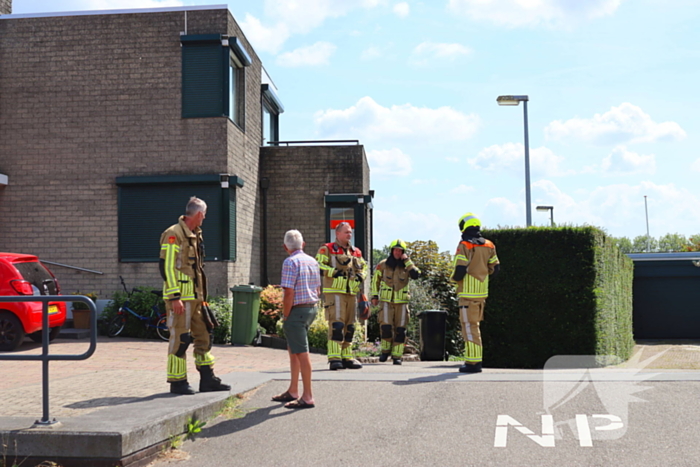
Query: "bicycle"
106 276 169 341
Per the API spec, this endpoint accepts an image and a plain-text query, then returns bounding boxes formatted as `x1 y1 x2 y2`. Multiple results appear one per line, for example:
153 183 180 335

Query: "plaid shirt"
281 249 321 306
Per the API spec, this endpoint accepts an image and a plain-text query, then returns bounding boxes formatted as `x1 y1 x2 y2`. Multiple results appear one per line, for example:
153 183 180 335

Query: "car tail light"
11 280 34 295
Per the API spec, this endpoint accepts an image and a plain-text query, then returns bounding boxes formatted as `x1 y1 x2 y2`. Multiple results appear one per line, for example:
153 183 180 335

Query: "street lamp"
497 95 531 227
536 205 554 227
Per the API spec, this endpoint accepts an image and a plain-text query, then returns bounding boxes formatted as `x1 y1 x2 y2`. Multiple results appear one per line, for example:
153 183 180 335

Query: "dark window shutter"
118 184 223 262
182 43 225 118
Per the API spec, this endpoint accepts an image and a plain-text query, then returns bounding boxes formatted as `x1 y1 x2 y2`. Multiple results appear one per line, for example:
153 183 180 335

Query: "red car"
0 252 67 351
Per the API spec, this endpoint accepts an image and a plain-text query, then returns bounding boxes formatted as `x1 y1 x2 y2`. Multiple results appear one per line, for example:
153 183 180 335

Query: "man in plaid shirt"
272 229 321 409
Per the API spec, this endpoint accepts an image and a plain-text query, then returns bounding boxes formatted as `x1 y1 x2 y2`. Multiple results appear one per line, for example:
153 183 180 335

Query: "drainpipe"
260 177 270 286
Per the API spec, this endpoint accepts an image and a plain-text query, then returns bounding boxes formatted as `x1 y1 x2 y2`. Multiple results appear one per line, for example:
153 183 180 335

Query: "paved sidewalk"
0 336 327 418
0 336 698 466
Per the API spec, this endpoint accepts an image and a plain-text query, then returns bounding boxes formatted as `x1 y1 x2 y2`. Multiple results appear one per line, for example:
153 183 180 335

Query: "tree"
632 235 658 253
682 234 700 252
613 236 634 254
657 233 688 252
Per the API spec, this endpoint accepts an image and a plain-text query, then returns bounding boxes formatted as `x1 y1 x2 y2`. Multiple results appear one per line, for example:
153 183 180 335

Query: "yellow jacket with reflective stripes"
159 216 207 301
371 258 420 304
450 240 499 300
316 242 366 295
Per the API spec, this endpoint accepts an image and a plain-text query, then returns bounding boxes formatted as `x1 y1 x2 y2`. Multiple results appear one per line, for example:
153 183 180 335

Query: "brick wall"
0 7 263 299
260 145 370 285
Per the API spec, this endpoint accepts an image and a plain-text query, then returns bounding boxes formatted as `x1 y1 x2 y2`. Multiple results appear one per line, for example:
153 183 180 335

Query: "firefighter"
159 196 231 394
316 222 367 370
450 213 500 373
371 239 420 365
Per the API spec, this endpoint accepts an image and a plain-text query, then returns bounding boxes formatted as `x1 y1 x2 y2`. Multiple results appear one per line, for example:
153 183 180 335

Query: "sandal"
285 399 315 409
271 391 296 402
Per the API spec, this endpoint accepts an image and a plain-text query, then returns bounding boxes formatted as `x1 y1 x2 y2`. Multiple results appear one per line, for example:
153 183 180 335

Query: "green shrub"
481 226 634 368
258 285 283 334
208 296 232 345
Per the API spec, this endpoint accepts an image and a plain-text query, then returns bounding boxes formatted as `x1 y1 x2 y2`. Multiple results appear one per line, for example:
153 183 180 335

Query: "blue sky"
11 0 700 252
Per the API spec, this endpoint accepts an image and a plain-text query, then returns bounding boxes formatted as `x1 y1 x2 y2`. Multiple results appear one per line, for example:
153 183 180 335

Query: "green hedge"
481 226 634 368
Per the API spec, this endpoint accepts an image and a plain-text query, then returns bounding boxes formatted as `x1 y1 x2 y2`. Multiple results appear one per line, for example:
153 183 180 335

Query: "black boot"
379 353 390 363
342 358 363 369
170 380 196 395
198 365 231 392
392 357 402 365
459 362 482 373
329 360 344 371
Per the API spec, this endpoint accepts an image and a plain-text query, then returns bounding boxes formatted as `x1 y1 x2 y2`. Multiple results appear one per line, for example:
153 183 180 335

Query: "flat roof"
0 4 227 20
627 252 700 262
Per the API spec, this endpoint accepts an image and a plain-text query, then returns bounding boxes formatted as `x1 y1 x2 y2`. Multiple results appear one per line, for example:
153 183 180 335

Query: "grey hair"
185 197 207 216
335 222 352 233
284 230 304 251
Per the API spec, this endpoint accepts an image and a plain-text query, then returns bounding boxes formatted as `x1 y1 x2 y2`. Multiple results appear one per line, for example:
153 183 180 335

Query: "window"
261 83 284 145
116 174 243 262
228 51 245 128
180 34 251 123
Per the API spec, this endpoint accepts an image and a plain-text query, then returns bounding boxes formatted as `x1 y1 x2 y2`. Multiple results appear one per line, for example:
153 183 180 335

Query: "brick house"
0 4 372 302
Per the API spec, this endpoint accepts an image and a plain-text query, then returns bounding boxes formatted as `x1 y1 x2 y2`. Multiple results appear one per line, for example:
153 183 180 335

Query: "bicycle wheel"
107 313 127 337
156 315 170 341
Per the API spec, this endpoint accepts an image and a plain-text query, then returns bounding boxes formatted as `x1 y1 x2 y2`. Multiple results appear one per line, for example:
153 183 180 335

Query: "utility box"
417 309 447 361
230 285 263 345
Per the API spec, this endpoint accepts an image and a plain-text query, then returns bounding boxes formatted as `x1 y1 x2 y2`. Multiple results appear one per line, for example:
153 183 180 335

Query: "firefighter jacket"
316 242 367 295
159 216 207 301
450 240 499 300
371 257 420 304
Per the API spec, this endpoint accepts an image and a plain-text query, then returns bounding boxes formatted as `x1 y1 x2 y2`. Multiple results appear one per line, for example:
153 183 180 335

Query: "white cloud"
276 42 337 67
450 184 475 194
314 96 481 142
239 14 290 54
410 41 472 66
360 46 382 60
490 180 700 235
468 143 572 177
373 209 454 253
367 148 413 177
393 2 410 17
545 103 686 145
601 146 656 176
691 159 700 173
447 0 623 28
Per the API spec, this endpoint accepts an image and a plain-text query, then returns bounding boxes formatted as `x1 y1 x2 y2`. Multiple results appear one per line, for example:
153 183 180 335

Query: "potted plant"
72 292 97 329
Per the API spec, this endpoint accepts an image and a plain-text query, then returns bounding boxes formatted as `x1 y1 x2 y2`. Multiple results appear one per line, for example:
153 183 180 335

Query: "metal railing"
0 295 97 425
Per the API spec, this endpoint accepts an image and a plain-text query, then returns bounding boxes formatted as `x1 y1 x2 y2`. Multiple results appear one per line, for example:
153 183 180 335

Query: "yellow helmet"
458 213 481 232
389 239 407 251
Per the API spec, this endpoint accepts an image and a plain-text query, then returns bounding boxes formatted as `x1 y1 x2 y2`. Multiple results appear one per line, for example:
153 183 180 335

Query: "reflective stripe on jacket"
370 259 419 304
316 242 366 295
159 216 206 301
451 240 499 299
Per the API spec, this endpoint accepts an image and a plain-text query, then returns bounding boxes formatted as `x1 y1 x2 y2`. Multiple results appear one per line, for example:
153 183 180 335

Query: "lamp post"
497 95 531 227
536 205 554 227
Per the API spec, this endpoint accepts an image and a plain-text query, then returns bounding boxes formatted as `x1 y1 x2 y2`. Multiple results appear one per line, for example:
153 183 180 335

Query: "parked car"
0 252 67 351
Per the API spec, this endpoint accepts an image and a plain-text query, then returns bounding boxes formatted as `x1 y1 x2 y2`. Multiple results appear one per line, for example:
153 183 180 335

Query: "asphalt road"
152 367 700 467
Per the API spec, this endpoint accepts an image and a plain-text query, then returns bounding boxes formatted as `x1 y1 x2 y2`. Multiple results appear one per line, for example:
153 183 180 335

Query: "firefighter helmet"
458 213 481 232
389 239 407 251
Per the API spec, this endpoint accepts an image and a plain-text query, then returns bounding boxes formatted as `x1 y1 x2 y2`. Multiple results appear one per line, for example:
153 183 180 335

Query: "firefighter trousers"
378 301 409 358
166 299 215 382
459 298 485 365
324 293 357 362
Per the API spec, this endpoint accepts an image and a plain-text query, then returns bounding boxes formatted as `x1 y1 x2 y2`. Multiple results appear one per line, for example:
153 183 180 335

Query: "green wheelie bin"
230 285 263 345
